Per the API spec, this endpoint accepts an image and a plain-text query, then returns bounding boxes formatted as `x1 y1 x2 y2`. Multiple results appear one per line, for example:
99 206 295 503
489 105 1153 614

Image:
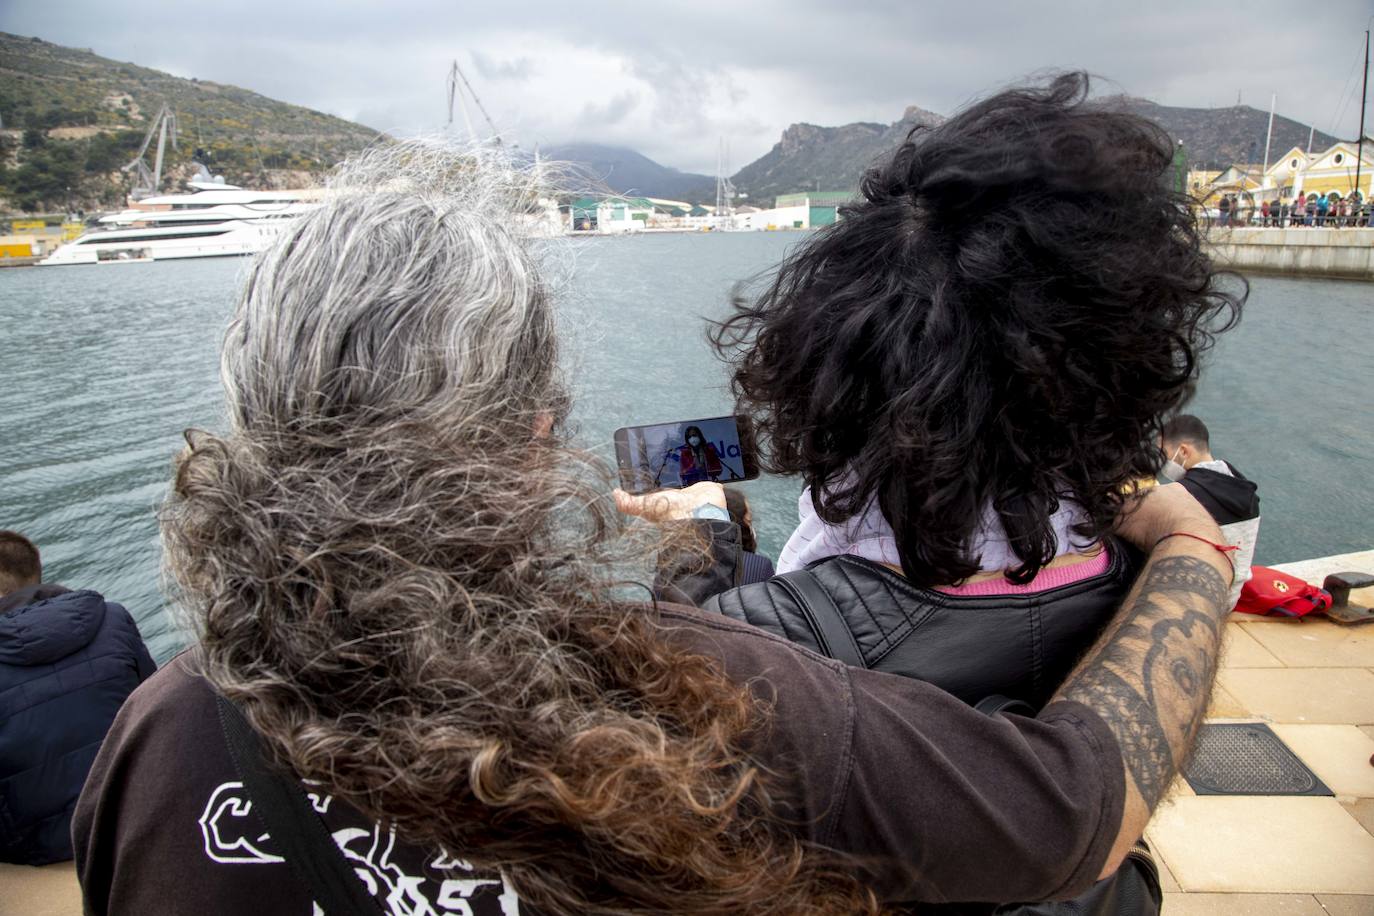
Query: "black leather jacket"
665 521 1140 709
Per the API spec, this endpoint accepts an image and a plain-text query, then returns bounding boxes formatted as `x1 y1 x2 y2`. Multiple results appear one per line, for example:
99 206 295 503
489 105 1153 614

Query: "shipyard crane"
715 138 736 230
123 104 178 200
446 60 502 147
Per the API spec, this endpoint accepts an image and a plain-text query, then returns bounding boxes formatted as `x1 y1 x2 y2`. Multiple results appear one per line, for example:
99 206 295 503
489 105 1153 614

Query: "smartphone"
614 414 760 495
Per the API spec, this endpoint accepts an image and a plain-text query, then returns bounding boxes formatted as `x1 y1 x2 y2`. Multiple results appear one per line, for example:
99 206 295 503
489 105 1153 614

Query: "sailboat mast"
1261 93 1276 192
1356 29 1369 203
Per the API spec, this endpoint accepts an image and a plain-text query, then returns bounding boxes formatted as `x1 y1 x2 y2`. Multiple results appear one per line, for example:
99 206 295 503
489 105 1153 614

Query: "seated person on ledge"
0 530 154 866
1160 413 1261 607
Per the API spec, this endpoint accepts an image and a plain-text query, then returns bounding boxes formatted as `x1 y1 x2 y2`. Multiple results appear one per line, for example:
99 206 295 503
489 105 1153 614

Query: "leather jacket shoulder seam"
656 608 847 670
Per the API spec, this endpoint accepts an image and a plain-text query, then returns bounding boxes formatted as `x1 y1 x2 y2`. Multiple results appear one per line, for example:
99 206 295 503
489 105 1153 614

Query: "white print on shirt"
302 779 333 814
198 781 520 915
199 781 285 864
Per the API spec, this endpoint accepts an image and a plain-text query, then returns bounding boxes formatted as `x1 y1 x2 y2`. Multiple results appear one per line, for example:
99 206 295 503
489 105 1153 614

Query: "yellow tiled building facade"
1264 141 1373 199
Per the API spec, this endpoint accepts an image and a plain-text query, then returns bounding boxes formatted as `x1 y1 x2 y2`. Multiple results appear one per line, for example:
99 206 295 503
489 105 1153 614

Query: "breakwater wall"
1206 227 1374 281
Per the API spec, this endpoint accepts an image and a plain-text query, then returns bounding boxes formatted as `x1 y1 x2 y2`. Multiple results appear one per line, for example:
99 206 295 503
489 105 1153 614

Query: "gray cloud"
1 0 1369 174
469 50 536 81
577 90 639 128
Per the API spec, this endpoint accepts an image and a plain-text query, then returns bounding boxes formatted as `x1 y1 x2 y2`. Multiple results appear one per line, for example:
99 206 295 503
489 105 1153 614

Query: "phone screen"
614 414 760 494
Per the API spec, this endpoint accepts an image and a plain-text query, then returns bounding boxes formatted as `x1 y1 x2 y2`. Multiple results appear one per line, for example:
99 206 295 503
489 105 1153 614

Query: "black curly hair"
712 72 1244 587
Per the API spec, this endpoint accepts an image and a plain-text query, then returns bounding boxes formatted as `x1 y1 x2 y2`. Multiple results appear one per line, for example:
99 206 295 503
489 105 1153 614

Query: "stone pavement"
0 860 79 916
1147 549 1374 915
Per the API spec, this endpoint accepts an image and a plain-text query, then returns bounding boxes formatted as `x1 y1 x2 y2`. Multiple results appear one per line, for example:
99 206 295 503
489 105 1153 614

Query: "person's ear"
1177 442 1195 468
533 411 554 439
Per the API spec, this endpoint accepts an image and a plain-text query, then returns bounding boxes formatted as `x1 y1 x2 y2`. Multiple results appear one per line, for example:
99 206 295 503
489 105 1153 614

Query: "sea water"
1 233 1370 662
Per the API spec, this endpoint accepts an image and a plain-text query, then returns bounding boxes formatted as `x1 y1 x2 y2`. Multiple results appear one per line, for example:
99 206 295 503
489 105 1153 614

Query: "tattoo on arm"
1058 556 1228 810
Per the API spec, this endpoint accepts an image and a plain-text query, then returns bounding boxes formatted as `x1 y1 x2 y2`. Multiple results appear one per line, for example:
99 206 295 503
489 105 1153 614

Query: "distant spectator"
1305 194 1317 225
1159 417 1261 609
723 488 775 585
0 531 155 865
1260 199 1270 226
1218 193 1231 227
1316 193 1330 226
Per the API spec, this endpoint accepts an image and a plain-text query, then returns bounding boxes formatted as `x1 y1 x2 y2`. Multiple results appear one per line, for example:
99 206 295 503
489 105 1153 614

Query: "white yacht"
40 171 322 266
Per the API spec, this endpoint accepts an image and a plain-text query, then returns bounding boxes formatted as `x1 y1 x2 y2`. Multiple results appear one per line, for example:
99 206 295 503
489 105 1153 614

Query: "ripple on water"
2 248 1372 665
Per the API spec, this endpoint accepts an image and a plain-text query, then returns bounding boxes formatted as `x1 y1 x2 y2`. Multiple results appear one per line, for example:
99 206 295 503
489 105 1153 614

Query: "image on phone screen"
614 415 759 494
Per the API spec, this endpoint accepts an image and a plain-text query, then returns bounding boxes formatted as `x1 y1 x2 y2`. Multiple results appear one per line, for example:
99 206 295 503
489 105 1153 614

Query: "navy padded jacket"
0 586 155 865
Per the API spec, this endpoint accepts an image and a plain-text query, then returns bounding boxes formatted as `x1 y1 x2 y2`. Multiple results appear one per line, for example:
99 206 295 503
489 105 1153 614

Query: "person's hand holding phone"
614 481 726 522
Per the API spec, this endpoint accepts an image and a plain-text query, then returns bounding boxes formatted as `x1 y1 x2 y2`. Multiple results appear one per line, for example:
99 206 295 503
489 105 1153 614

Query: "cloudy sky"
4 1 1371 175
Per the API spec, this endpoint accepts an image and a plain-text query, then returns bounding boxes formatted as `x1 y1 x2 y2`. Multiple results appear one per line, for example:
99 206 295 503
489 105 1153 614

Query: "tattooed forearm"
1066 665 1173 807
1056 555 1228 811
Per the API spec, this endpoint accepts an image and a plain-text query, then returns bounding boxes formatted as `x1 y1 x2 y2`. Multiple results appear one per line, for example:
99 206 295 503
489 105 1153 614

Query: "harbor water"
1 232 1371 664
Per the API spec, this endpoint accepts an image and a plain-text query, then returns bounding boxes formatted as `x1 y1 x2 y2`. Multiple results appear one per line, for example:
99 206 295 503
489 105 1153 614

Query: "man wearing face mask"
674 425 723 486
1160 415 1261 608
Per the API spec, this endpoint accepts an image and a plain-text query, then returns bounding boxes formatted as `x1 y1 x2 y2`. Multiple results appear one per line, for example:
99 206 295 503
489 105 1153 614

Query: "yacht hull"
39 184 320 267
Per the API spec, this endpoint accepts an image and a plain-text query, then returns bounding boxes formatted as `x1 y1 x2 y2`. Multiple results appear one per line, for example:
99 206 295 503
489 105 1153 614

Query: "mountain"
728 98 1338 204
0 31 381 212
1112 97 1339 169
731 105 944 204
541 142 713 201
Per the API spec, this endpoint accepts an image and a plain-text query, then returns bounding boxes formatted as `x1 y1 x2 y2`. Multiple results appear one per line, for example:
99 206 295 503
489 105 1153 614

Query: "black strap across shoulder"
776 568 867 668
215 694 386 916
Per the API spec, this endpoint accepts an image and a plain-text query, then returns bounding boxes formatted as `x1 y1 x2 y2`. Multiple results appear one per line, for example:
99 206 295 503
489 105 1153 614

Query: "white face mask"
1161 446 1187 482
688 436 702 447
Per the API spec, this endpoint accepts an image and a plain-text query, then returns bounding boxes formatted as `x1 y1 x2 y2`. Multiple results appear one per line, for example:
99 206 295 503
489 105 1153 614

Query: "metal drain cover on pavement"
1183 722 1331 796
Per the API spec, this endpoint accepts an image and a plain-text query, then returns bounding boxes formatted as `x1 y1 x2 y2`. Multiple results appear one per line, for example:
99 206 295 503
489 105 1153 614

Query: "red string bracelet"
1154 531 1238 569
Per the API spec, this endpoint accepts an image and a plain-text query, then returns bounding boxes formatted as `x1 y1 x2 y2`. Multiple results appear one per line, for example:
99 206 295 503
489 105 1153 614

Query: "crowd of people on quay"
1213 190 1371 227
7 73 1270 915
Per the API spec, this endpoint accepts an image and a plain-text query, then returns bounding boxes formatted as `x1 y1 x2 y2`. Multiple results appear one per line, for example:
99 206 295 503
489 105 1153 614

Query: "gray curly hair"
162 141 875 915
223 146 560 434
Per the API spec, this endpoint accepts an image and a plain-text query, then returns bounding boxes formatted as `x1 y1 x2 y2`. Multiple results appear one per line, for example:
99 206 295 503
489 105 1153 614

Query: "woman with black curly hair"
691 72 1245 709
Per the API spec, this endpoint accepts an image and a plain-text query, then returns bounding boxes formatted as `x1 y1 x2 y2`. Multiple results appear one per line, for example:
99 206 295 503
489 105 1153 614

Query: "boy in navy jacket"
0 531 155 865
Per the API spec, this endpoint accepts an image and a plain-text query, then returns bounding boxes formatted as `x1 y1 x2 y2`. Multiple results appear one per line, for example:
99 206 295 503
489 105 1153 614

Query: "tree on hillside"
9 144 83 211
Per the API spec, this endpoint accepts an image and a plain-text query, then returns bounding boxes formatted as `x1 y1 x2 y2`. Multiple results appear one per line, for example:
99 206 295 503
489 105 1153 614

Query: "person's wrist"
1151 526 1237 593
614 482 726 524
691 503 730 522
1117 482 1221 551
1145 510 1220 552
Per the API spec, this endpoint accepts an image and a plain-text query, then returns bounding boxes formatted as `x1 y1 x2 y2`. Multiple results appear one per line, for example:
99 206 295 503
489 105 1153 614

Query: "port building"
772 192 849 227
730 192 851 231
1262 141 1373 200
566 196 655 233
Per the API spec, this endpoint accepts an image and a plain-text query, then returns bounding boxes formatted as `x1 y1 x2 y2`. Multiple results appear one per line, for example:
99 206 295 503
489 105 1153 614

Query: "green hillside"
0 32 382 212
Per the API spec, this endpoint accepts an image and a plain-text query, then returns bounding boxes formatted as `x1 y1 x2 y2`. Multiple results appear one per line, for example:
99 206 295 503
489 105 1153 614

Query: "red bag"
1235 566 1332 618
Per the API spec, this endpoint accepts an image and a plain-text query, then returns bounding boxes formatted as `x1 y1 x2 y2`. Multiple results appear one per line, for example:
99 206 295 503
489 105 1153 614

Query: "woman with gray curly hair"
73 142 1234 916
